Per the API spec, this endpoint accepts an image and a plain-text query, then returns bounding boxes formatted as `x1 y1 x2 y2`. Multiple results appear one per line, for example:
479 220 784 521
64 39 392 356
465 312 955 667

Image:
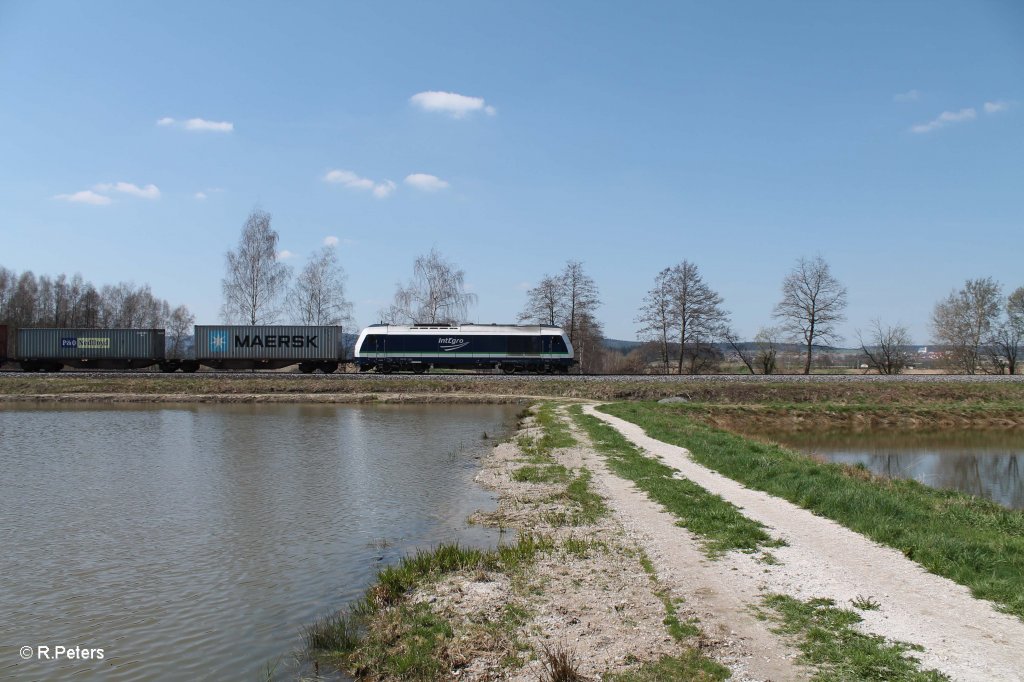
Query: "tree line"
6 208 1023 374
0 267 196 357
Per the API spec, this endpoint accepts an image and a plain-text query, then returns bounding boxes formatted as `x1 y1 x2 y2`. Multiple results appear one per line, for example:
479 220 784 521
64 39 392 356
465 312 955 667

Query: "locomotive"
354 324 574 374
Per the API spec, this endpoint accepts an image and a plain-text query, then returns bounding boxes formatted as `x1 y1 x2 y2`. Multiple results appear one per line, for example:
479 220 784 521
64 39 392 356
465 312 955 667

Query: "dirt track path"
584 405 1024 682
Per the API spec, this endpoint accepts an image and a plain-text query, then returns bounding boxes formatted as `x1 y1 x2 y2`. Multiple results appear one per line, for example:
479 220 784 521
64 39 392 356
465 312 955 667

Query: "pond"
742 427 1024 509
0 402 519 680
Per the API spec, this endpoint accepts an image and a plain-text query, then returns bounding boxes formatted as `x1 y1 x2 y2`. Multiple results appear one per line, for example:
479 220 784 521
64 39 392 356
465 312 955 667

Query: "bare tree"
931 277 1002 374
575 311 606 374
857 320 913 375
383 248 476 324
518 261 601 373
166 305 195 359
665 261 728 375
636 268 677 374
561 261 601 358
754 327 782 375
289 245 353 327
221 209 291 325
773 255 847 374
986 286 1023 375
518 275 565 326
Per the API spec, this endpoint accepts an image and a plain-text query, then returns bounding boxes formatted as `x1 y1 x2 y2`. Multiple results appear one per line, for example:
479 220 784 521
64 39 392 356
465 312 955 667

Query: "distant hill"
602 338 644 353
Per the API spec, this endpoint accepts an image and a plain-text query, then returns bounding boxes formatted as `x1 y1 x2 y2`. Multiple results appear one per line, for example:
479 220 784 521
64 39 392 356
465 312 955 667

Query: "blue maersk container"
192 325 342 372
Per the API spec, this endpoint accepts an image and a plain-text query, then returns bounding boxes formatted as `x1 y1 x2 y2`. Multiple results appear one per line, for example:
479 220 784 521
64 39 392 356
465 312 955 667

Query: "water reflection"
0 402 517 681
746 428 1024 509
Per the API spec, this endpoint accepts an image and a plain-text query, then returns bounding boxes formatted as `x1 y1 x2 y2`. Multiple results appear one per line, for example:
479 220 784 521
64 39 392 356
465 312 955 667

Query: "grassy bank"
305 536 553 678
602 402 1024 620
4 374 1024 415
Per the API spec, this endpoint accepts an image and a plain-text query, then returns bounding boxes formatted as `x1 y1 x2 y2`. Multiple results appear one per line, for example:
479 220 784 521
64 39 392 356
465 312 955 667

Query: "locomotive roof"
366 323 565 334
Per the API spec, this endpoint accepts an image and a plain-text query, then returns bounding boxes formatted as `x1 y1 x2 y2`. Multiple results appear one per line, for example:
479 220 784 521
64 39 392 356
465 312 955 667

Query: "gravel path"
585 404 1024 682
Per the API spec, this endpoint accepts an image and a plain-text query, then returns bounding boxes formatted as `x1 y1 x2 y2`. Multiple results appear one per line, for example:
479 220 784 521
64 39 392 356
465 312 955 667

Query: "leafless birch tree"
221 209 291 325
166 305 196 358
931 277 1001 374
382 248 476 324
561 261 601 357
773 255 847 374
289 246 353 326
636 268 677 374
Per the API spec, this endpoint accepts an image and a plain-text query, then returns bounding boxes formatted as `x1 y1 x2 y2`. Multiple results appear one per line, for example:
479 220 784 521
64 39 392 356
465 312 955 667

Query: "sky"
1 1 1021 344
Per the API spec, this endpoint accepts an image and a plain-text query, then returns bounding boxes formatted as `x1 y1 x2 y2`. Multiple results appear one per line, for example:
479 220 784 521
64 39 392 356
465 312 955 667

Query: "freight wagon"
181 325 345 373
10 325 344 373
354 324 574 373
15 328 166 371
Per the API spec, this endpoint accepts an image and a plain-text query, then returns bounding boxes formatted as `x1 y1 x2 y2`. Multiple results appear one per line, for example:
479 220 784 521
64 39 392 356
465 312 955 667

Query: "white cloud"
894 89 921 103
195 192 208 200
325 169 395 199
324 235 339 247
157 117 234 132
910 108 976 134
53 190 111 205
277 250 297 261
94 182 160 199
409 90 496 118
404 173 450 191
984 101 1008 114
373 180 397 199
184 118 233 132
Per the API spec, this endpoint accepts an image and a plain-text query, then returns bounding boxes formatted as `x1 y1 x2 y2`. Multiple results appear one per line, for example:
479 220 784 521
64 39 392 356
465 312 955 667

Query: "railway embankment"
305 400 1024 681
3 373 1024 428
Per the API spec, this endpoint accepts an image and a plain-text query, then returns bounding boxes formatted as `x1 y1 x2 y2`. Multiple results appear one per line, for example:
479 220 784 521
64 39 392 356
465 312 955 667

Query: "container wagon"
354 324 574 373
186 325 344 373
16 328 166 372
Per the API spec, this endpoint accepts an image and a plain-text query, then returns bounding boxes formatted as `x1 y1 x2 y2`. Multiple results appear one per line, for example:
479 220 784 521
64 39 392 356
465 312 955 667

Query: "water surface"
0 402 517 680
744 428 1024 509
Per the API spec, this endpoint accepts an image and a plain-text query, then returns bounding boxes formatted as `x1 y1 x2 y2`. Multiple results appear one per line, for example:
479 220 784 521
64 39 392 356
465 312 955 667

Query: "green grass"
515 403 608 526
308 536 555 678
570 405 780 557
603 651 730 681
602 402 1024 620
759 595 947 681
513 463 571 483
534 401 577 449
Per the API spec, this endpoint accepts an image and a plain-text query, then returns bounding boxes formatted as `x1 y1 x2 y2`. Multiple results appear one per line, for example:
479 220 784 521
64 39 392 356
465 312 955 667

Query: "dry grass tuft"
541 643 588 682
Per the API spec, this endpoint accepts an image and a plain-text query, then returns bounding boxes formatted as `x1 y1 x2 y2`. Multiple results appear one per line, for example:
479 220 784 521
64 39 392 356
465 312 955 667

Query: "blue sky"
1 1 1021 343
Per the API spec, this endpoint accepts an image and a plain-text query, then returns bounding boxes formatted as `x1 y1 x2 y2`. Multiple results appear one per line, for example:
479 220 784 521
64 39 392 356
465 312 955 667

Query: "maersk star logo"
209 330 229 352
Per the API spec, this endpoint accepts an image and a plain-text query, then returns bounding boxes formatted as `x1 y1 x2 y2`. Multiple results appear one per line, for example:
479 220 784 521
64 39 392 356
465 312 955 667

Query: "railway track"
2 369 1024 382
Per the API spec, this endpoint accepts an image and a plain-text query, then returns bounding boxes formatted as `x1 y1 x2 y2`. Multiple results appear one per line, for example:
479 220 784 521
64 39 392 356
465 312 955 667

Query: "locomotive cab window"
361 334 385 352
550 336 568 353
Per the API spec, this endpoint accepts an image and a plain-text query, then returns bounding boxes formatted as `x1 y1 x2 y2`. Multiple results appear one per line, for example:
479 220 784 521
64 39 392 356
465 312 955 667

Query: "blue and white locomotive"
354 323 574 374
